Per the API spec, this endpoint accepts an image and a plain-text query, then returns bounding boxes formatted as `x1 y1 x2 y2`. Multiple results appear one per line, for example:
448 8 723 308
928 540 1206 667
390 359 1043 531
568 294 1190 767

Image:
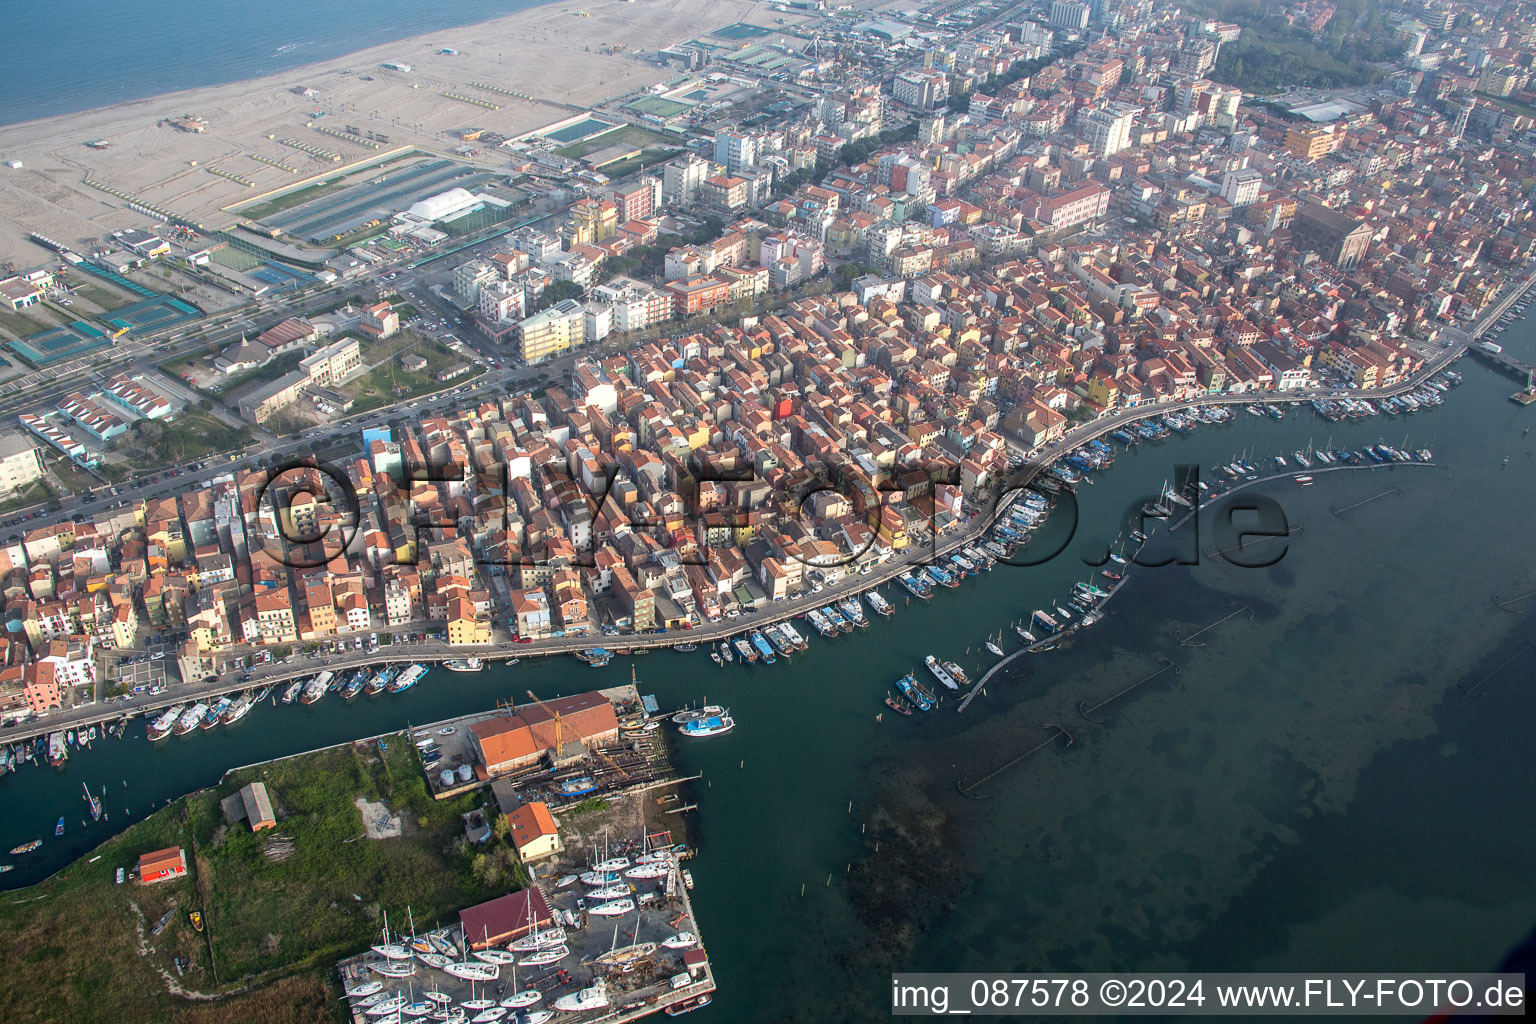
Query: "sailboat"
499 951 543 1008
371 910 413 960
472 926 518 965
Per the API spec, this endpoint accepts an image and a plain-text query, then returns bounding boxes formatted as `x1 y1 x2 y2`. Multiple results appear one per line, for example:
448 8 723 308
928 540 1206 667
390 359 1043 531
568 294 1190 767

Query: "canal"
2 351 1534 1023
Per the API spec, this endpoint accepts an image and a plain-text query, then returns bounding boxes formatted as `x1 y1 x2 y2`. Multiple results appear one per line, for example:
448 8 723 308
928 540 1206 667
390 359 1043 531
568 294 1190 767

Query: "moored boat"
174 703 207 736
146 706 182 742
924 655 959 692
442 658 483 672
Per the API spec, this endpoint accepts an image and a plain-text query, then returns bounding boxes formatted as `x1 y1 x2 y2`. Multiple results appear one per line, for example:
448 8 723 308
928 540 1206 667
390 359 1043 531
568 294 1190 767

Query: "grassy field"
0 733 503 1023
558 124 677 160
129 413 253 468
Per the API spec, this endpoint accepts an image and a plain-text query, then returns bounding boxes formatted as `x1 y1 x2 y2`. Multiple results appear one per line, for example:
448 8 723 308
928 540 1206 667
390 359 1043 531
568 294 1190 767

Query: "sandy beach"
0 0 808 265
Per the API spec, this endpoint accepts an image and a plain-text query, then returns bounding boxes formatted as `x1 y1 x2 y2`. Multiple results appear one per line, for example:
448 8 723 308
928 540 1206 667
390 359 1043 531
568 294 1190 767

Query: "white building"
1220 168 1264 207
1079 104 1138 157
713 130 758 175
892 70 949 110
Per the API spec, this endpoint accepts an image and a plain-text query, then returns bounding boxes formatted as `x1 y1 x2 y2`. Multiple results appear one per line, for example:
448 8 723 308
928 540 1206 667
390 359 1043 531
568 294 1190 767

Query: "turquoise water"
3 0 552 125
2 355 1533 1021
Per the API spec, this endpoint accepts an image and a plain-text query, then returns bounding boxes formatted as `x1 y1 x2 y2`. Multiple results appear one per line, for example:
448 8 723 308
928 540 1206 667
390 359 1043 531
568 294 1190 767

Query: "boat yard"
415 682 685 804
336 783 715 1022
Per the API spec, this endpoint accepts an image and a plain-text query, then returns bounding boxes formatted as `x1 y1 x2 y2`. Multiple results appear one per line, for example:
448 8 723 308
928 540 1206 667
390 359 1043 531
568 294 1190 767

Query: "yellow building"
518 299 586 366
507 801 562 862
1284 124 1336 161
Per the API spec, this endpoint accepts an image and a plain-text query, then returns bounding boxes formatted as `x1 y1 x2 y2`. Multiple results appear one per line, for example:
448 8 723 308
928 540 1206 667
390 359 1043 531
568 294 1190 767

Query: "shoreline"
0 0 797 257
0 0 573 130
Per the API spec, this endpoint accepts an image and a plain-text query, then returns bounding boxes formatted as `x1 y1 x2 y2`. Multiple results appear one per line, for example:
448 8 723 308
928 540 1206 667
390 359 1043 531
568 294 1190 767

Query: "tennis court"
7 321 110 366
251 263 314 292
542 118 621 144
100 295 203 335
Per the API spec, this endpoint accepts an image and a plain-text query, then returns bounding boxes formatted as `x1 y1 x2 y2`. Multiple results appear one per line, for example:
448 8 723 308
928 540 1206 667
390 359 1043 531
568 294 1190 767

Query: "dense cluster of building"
2 1 1535 723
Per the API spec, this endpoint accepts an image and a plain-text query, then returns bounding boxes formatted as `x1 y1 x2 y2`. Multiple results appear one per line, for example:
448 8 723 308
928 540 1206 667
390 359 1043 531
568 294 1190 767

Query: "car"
513 636 532 644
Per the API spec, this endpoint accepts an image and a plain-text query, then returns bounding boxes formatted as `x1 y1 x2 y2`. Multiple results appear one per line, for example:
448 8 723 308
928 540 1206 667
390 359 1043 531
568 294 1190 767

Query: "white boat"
369 960 416 978
517 946 568 967
579 871 621 886
587 897 636 916
367 995 407 1016
554 874 579 888
470 1010 507 1023
677 713 734 738
661 931 698 949
623 862 670 879
415 952 451 970
174 703 207 736
585 884 632 900
924 655 959 692
508 927 566 951
443 961 499 981
636 850 673 864
280 679 304 703
221 693 254 725
442 658 484 673
985 642 1004 657
462 998 496 1011
500 989 543 1009
552 980 610 1013
510 1012 552 1024
472 948 518 965
592 856 630 872
146 706 182 741
346 981 385 999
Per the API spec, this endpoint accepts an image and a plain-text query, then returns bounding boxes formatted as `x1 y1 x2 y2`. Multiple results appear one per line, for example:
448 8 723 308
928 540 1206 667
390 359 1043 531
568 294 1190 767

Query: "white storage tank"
439 769 456 788
457 763 474 783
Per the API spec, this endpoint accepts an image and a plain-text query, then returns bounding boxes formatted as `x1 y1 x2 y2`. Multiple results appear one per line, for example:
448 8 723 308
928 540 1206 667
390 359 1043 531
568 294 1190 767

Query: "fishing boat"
341 672 366 700
678 713 734 738
1294 475 1314 485
221 693 254 726
923 655 958 692
388 664 427 694
894 673 933 711
278 679 303 704
1032 610 1061 634
897 572 931 599
173 704 207 736
442 658 483 672
985 641 1004 657
884 696 912 717
552 776 598 797
1102 570 1122 581
665 994 713 1016
671 705 725 725
10 839 41 856
299 673 329 705
552 980 609 1013
364 666 394 696
865 591 893 616
201 698 231 730
780 622 808 649
146 706 182 742
732 638 757 663
837 597 868 627
573 648 613 668
48 732 67 766
190 911 203 932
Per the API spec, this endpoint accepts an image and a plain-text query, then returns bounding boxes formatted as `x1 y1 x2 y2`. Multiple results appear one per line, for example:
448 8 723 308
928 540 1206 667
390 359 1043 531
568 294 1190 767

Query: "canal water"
2 352 1534 1021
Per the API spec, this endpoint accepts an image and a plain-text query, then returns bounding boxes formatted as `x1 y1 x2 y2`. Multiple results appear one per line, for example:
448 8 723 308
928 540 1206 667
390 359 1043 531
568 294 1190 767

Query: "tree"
492 813 511 841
